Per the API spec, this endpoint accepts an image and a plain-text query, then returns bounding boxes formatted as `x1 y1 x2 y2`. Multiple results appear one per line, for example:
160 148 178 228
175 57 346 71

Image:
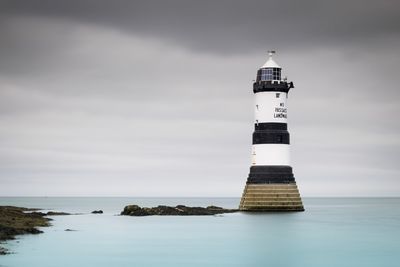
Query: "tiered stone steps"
239 183 304 211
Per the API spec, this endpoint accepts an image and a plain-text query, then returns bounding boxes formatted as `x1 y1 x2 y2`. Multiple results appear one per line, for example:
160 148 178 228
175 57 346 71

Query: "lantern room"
256 51 282 82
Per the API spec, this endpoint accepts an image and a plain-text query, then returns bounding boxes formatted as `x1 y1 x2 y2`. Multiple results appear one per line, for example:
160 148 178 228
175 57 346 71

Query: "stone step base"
243 190 300 195
242 197 302 201
243 193 301 197
239 183 304 212
240 206 304 212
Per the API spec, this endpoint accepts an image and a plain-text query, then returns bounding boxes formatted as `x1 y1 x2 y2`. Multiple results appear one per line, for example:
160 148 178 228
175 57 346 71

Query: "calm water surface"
0 197 399 267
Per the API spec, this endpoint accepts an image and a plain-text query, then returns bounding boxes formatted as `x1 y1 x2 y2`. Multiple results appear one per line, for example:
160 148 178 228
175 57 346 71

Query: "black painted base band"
255 123 287 131
246 165 295 184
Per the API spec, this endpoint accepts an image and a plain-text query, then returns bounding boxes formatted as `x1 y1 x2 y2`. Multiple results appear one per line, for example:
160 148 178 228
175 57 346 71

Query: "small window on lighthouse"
276 93 280 98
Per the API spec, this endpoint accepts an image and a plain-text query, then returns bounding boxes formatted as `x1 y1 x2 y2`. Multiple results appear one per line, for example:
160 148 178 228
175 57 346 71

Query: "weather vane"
268 50 276 57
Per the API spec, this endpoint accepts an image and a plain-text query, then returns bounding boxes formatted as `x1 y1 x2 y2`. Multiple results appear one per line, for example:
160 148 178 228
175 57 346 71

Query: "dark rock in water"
121 205 149 216
65 229 77 232
207 205 224 210
30 211 47 216
91 210 103 214
46 211 71 216
121 205 238 216
0 246 8 255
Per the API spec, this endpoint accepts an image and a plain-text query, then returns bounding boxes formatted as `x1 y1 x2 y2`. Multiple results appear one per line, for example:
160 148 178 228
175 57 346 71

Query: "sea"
0 197 399 267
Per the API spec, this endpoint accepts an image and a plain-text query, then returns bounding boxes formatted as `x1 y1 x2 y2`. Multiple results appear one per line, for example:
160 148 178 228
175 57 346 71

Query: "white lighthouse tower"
239 51 304 211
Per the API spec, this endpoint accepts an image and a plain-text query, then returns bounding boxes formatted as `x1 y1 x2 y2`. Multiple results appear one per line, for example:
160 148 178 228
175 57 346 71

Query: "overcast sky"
0 0 399 197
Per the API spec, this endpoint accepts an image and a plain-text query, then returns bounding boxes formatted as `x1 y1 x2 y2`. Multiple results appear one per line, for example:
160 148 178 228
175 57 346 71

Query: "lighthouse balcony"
253 80 294 93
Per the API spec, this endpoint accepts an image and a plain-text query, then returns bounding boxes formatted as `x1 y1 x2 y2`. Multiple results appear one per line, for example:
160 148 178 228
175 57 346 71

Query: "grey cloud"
1 0 400 54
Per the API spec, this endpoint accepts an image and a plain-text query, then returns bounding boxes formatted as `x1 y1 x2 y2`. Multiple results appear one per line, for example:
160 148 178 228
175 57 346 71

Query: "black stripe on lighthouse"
253 131 290 144
253 123 290 145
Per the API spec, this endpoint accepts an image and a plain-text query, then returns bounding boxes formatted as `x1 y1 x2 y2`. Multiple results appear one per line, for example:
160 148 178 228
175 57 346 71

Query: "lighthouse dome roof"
261 51 281 68
261 57 281 69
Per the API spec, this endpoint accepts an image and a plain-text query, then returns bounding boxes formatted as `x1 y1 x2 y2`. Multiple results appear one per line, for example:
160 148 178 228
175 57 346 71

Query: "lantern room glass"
256 68 281 82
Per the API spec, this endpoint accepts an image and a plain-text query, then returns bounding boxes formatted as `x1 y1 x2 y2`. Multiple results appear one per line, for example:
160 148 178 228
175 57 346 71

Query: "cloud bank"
0 0 399 196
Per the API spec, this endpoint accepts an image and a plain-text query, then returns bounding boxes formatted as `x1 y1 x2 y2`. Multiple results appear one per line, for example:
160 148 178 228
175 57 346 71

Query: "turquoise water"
1 198 399 267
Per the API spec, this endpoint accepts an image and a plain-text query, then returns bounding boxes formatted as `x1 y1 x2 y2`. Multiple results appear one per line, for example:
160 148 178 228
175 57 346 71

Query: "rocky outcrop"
0 206 51 255
46 211 71 216
30 211 71 216
121 205 238 216
0 206 70 255
91 210 103 214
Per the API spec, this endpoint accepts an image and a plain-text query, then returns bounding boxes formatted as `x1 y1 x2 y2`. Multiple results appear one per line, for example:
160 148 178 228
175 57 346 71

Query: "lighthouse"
239 51 304 211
